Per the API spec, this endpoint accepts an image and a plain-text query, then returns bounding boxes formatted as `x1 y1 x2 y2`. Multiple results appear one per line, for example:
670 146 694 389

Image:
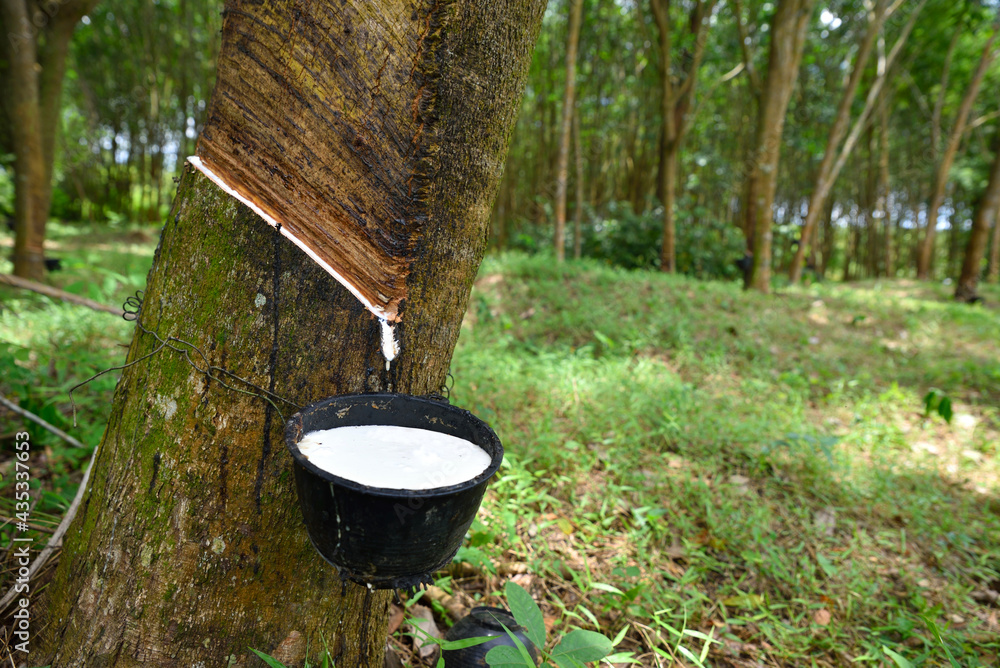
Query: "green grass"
444 254 1000 667
2 231 999 666
0 223 153 536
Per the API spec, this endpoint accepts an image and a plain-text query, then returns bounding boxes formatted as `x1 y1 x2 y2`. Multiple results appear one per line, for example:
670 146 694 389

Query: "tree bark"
1 0 96 280
989 194 1000 283
651 0 717 273
39 0 545 664
2 0 46 280
572 109 585 260
788 0 927 284
554 0 584 263
955 132 1000 300
744 0 816 292
917 31 998 279
788 0 884 284
877 84 893 277
930 30 962 167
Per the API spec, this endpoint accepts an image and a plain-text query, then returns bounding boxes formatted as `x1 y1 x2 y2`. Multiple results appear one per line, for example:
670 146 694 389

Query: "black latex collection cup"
284 393 503 590
443 607 539 667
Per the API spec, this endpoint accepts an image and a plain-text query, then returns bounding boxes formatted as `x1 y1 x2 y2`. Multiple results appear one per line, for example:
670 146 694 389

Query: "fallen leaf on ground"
813 609 831 626
384 644 404 668
387 605 406 635
406 604 441 660
814 506 836 536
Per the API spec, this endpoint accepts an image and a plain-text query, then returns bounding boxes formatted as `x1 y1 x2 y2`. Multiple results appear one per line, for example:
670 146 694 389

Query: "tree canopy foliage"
1 0 999 289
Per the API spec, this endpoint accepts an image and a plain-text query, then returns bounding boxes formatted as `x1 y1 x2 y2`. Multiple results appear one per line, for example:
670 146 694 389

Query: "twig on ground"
0 274 124 316
0 446 98 614
0 394 88 449
0 518 56 535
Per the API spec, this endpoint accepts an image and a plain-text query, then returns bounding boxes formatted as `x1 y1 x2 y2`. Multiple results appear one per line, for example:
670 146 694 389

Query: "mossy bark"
39 0 545 664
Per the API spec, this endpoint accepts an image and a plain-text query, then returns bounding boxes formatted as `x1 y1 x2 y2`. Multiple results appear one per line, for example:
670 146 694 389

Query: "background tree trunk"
573 109 585 260
989 195 1000 283
788 0 884 284
651 0 716 274
2 0 47 280
1 0 96 280
789 0 926 284
39 0 545 664
917 31 997 279
877 87 893 277
554 0 584 263
955 131 1000 300
745 0 816 292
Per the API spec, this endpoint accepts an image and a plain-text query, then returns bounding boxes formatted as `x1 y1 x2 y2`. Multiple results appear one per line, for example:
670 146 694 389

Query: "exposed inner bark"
198 1 442 320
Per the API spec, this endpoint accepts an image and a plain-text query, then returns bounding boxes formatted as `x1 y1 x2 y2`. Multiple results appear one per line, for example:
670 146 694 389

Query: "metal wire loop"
123 290 144 321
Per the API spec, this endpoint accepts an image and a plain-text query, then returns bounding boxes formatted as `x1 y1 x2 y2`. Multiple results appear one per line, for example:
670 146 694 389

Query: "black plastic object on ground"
284 393 503 590
443 607 539 667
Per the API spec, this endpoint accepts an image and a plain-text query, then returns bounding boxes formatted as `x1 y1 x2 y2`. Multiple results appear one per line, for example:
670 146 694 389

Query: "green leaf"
552 656 587 668
675 644 706 667
721 593 765 609
816 553 837 578
603 652 641 664
923 390 938 416
611 625 630 647
591 582 625 596
550 629 613 664
501 622 539 668
506 581 546 649
938 396 953 423
882 646 914 668
485 642 532 668
437 636 496 651
249 649 288 668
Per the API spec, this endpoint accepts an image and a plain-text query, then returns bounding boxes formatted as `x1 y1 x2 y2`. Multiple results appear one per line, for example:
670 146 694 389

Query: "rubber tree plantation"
37 0 545 664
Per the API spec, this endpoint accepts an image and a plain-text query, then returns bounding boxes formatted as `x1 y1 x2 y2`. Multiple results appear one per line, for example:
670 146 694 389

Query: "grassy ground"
1 227 998 666
440 254 1000 668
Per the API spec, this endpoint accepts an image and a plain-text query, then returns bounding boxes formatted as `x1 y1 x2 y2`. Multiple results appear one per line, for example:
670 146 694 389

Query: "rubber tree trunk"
955 132 1000 301
787 0 884 284
650 0 717 274
917 31 997 279
989 196 1000 283
38 0 545 664
877 90 892 277
2 0 46 280
744 0 816 292
0 0 96 280
554 0 584 263
572 109 585 260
